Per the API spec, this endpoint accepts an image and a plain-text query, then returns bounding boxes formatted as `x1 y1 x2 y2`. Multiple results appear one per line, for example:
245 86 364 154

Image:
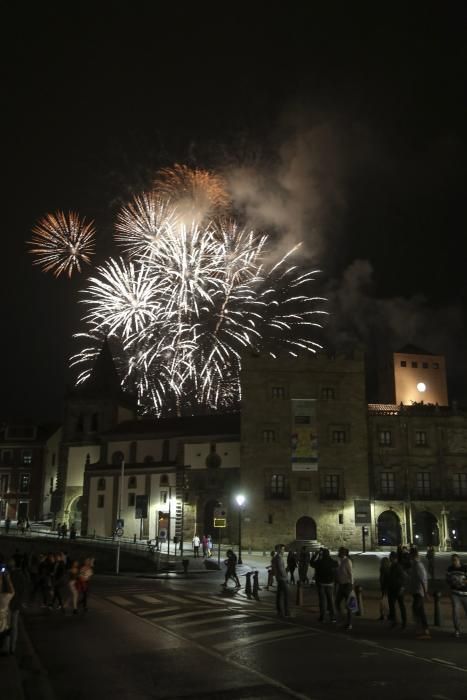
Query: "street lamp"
235 494 245 564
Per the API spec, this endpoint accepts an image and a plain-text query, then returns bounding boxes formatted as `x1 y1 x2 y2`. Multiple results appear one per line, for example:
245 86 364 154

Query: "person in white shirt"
192 534 201 558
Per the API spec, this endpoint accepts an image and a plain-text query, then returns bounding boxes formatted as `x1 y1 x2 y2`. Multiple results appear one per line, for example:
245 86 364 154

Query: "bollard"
133 534 137 544
245 571 252 598
253 570 260 600
433 590 442 626
355 584 364 616
296 580 303 606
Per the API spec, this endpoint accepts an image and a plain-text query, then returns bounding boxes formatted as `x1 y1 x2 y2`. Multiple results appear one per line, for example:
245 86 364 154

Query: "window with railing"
453 473 467 497
380 471 395 496
415 471 431 497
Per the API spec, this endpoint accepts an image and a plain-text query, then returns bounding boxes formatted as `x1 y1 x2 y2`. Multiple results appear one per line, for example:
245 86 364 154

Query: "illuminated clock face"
417 382 427 393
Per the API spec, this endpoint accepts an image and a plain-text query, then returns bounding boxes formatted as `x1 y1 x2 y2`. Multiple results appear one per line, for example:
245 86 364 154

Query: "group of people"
3 518 30 535
0 548 94 655
192 534 213 558
56 522 77 539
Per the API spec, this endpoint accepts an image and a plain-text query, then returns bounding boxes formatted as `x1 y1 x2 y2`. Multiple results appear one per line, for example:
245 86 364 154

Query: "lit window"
332 430 346 444
97 494 105 508
22 451 32 464
415 431 427 446
416 472 431 497
272 386 285 399
379 430 392 446
380 472 395 496
20 473 30 492
262 430 276 443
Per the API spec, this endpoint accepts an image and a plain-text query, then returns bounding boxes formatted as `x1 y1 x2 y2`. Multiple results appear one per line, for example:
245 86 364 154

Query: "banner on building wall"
291 399 318 471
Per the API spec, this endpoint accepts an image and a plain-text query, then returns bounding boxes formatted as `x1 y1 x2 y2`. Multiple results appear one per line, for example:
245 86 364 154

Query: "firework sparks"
154 164 230 223
28 211 95 277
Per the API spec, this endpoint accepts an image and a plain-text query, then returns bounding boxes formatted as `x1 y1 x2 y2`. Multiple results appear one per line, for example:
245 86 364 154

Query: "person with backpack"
387 550 407 629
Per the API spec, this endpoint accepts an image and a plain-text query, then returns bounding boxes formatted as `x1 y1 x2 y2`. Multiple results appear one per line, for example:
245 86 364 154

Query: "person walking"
77 558 94 612
192 534 201 558
286 550 297 585
206 535 213 557
335 546 354 630
310 548 337 623
387 551 407 629
51 552 67 610
378 557 391 620
408 548 430 639
266 550 276 590
223 549 241 588
271 544 290 617
446 553 467 637
201 535 208 558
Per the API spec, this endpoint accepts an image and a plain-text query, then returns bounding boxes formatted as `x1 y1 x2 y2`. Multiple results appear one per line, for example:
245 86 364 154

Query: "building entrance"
296 515 317 540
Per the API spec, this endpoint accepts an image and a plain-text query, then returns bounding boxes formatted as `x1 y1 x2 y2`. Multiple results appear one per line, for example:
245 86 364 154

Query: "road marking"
138 606 179 616
431 658 456 666
172 614 249 629
153 608 224 622
134 594 163 604
214 627 302 651
159 593 187 603
392 648 415 654
189 619 276 639
184 594 227 606
107 596 135 606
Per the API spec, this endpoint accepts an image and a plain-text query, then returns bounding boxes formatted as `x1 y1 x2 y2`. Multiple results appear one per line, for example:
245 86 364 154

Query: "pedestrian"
201 534 208 558
266 550 275 590
310 548 338 623
5 517 11 534
335 546 354 631
51 552 66 610
223 549 241 588
286 550 297 585
7 558 27 653
426 545 435 580
446 553 467 638
70 523 77 540
0 564 15 655
298 546 310 584
77 557 94 612
68 560 80 614
408 547 430 639
378 557 390 621
56 522 62 538
206 535 213 557
25 518 31 535
192 533 200 557
271 544 290 617
61 523 68 539
387 551 407 629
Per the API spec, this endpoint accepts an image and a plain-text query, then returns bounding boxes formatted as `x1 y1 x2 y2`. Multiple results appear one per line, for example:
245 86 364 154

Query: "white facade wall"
68 445 100 487
88 475 114 537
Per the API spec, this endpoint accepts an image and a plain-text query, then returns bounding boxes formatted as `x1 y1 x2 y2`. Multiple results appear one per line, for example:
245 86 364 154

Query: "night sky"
3 3 466 421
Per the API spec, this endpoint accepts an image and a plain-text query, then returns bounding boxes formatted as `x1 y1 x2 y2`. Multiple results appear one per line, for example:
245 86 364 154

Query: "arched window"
160 474 169 486
97 478 106 491
112 451 124 465
128 476 137 489
377 510 402 546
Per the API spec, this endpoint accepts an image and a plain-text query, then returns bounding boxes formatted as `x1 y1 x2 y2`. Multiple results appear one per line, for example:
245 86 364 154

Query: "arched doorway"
68 496 82 533
296 516 317 540
449 513 467 551
377 510 402 546
413 511 439 547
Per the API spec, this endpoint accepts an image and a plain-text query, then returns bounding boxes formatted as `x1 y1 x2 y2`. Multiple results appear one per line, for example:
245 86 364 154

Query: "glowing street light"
235 494 246 564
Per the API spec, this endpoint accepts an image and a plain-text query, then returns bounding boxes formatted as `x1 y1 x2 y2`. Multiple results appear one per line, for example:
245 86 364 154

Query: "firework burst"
28 211 95 277
154 164 230 223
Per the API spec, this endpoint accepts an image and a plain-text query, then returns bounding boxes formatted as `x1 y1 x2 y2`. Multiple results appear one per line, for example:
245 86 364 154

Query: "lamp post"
235 494 245 565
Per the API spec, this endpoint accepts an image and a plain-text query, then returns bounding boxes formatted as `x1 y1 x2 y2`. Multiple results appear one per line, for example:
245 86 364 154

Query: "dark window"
76 414 84 433
97 478 106 491
379 430 392 446
112 451 124 465
411 361 418 368
416 472 431 497
415 431 428 446
22 450 32 464
323 474 340 497
2 451 12 465
271 474 286 497
19 473 31 492
97 494 105 508
332 430 346 444
400 361 407 367
0 474 9 494
432 362 439 369
128 492 136 507
453 474 467 497
321 387 335 400
422 362 429 369
128 476 137 489
162 439 170 461
380 472 395 496
160 474 169 486
144 455 154 463
268 514 273 524
91 413 99 431
272 386 285 399
160 491 168 504
262 430 276 443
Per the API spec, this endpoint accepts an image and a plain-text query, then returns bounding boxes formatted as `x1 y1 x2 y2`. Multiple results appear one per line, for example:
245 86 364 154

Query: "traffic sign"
115 527 124 538
213 517 227 528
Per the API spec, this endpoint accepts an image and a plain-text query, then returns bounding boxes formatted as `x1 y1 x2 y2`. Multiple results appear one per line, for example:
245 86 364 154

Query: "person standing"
286 550 297 585
192 534 200 558
201 535 208 558
7 558 26 653
206 535 213 557
0 568 15 655
298 546 310 584
378 557 391 620
311 548 337 623
271 544 290 617
335 547 354 630
387 551 407 629
426 545 435 580
5 517 11 534
408 548 430 639
446 553 467 638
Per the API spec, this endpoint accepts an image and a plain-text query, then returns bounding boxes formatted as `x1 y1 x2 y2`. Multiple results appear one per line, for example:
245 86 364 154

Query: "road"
21 566 467 700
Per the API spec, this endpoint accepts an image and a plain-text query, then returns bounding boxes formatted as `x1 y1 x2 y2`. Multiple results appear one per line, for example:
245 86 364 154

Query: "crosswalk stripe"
158 593 187 604
152 608 224 622
134 594 164 604
172 614 248 629
107 596 135 606
185 594 227 606
189 619 276 639
138 606 179 617
214 627 301 651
